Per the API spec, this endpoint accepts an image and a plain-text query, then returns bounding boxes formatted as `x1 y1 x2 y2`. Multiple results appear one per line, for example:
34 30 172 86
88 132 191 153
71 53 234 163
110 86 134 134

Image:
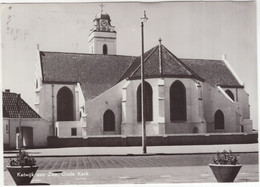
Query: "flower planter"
7 165 39 185
209 164 242 182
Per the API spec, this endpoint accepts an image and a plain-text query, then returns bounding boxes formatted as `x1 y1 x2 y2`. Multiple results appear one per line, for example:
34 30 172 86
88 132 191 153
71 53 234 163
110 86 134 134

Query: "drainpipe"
52 84 55 136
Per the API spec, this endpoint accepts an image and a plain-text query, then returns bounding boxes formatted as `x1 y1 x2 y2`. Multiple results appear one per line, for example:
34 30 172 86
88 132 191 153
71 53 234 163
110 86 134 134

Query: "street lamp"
16 94 22 155
141 11 148 154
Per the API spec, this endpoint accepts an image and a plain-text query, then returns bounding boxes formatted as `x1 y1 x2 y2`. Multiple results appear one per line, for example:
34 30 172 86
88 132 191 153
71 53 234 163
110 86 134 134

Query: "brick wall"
47 133 258 148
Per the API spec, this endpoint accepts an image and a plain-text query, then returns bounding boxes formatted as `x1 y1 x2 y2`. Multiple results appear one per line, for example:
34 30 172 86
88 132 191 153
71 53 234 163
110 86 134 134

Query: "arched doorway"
170 80 187 121
16 127 33 149
57 87 74 121
103 110 115 131
214 110 224 130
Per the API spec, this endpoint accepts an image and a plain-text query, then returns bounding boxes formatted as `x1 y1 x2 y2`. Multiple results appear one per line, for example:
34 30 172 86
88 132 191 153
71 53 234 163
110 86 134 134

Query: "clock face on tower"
101 20 107 27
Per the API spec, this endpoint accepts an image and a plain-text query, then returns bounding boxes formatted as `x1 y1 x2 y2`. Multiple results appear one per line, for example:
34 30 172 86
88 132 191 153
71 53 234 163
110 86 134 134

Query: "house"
34 10 253 138
2 90 51 149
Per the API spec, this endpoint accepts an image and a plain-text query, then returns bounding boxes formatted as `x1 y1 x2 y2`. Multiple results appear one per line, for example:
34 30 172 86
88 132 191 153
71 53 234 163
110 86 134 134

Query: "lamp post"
141 11 148 154
16 94 22 155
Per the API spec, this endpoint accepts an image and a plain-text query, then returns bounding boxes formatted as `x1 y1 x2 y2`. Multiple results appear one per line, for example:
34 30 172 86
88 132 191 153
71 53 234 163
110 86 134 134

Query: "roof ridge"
162 45 204 81
40 51 137 58
180 58 223 62
128 45 159 78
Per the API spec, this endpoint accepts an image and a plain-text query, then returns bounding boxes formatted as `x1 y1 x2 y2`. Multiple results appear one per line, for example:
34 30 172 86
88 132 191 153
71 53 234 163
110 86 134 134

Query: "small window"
71 128 77 136
6 124 9 133
241 125 244 132
225 90 235 101
55 127 58 136
103 44 108 55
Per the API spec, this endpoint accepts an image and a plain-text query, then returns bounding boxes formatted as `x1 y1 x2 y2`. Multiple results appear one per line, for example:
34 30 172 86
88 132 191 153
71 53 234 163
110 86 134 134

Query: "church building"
34 9 253 138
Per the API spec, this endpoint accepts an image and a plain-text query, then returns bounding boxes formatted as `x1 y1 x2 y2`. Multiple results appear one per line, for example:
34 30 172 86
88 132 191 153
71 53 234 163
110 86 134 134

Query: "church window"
103 44 108 55
57 86 74 121
103 110 115 131
225 89 234 101
71 128 77 136
214 110 224 130
137 82 153 122
170 80 187 121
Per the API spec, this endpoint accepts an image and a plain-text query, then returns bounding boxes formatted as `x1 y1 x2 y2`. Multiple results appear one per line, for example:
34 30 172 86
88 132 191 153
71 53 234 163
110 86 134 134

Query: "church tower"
88 5 117 55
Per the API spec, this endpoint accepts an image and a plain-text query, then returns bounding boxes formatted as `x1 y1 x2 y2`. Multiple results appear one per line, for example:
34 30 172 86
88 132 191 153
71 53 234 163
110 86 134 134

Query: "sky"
1 1 258 129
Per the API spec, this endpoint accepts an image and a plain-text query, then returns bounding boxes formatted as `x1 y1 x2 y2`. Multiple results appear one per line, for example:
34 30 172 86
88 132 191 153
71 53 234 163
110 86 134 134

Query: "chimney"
5 89 10 93
222 54 227 61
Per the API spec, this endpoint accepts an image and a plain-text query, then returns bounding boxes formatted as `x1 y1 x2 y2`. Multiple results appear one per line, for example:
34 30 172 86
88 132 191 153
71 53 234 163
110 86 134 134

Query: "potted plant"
209 150 242 182
7 151 38 185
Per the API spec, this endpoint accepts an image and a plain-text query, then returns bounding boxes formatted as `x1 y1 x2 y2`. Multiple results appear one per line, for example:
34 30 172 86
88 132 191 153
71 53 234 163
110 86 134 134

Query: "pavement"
3 144 259 185
3 143 259 157
3 165 259 185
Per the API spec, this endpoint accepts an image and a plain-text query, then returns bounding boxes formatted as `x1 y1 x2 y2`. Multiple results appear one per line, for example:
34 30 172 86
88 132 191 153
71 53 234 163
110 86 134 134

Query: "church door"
57 87 74 121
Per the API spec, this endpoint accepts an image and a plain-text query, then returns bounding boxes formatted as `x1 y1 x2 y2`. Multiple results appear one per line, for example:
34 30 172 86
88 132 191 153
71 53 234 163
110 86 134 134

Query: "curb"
4 151 258 158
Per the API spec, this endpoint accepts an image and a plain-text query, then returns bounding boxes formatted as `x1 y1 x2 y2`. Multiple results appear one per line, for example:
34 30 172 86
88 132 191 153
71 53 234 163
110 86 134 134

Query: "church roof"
2 91 41 118
120 44 243 88
180 59 243 88
95 12 111 21
40 45 243 101
40 51 136 101
120 44 204 81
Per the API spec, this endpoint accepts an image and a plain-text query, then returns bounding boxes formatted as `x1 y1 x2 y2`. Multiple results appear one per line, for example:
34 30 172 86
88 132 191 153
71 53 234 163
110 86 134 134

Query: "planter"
209 164 242 182
7 165 39 185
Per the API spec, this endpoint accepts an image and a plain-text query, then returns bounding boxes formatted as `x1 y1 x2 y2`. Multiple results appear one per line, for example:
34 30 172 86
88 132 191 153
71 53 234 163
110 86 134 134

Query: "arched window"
103 44 108 55
103 110 115 131
225 89 235 101
137 82 153 122
170 80 187 121
214 110 224 130
57 87 74 121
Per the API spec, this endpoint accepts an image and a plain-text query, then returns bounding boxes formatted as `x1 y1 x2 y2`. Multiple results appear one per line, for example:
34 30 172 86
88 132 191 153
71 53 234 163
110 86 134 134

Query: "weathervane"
141 11 148 23
99 3 105 13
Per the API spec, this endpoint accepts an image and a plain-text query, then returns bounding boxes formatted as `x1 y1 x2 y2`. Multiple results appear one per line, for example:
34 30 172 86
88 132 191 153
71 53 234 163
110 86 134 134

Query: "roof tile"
40 52 137 100
2 92 41 118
